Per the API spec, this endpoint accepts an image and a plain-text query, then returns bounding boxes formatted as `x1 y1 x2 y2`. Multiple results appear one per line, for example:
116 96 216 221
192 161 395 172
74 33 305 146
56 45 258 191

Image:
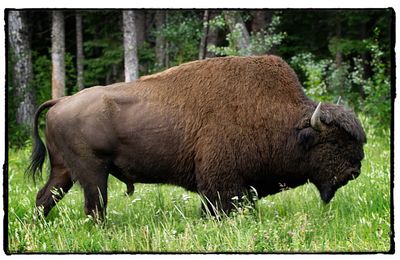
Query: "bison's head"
297 102 367 204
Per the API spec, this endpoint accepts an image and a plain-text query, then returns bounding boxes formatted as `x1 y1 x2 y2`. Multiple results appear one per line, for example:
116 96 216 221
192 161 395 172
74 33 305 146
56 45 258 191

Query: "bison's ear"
330 108 367 144
298 127 318 151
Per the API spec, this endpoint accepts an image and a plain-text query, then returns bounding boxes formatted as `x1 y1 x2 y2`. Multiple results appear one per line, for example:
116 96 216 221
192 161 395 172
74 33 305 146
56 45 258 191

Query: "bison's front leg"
195 135 250 216
199 187 248 217
126 183 135 196
195 157 246 216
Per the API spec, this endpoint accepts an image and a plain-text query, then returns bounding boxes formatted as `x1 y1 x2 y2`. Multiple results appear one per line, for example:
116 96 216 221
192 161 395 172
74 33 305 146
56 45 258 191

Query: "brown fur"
28 55 366 219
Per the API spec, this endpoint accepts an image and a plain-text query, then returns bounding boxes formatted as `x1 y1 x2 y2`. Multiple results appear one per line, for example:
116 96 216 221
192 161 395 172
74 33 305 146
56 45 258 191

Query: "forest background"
7 9 393 145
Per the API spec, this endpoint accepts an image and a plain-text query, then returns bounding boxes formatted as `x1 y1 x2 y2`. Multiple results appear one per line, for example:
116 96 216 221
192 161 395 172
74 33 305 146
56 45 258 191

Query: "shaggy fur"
28 55 366 219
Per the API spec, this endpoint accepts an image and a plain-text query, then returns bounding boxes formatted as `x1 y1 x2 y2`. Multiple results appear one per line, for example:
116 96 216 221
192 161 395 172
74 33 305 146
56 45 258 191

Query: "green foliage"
137 41 156 76
7 128 391 252
153 11 203 69
8 124 31 148
7 48 35 147
360 30 391 129
82 11 124 85
65 53 77 95
31 51 77 104
31 52 51 106
7 48 22 147
207 27 242 56
208 14 286 56
83 39 123 86
290 53 331 102
290 29 391 130
328 37 368 57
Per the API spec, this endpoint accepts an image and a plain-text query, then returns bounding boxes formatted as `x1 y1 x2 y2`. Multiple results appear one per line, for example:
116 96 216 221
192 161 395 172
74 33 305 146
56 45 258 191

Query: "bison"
27 55 366 219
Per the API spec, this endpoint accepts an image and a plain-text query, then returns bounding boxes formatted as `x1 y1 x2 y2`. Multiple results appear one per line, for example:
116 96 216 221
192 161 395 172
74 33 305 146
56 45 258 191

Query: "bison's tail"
26 98 63 183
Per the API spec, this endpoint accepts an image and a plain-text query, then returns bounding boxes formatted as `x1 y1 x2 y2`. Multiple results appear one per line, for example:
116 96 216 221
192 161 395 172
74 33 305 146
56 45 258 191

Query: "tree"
155 10 167 68
223 11 250 54
250 10 276 54
135 10 146 48
8 10 35 127
199 10 210 60
208 11 285 57
251 10 267 33
76 11 84 91
122 10 139 82
51 11 65 98
205 11 220 58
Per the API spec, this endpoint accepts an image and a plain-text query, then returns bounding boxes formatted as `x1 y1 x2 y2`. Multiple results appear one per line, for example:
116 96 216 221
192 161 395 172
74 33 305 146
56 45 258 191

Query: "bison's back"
121 55 308 128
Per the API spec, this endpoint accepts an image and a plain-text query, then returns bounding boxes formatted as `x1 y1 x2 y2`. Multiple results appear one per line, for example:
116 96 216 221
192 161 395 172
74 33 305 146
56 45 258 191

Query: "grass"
6 129 392 253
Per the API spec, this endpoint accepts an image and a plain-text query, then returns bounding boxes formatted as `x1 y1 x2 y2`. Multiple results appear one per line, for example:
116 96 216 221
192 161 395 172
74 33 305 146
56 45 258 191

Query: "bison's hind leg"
36 160 73 217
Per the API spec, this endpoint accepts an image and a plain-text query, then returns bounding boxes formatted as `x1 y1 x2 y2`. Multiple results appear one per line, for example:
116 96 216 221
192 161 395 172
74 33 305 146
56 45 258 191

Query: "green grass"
6 130 392 253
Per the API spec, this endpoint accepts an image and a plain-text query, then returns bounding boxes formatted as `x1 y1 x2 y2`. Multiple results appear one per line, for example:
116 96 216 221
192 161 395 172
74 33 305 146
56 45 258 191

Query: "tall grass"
6 128 391 253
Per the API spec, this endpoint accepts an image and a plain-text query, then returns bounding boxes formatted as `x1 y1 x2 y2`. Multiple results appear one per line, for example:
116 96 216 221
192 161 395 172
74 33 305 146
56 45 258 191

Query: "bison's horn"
311 102 324 131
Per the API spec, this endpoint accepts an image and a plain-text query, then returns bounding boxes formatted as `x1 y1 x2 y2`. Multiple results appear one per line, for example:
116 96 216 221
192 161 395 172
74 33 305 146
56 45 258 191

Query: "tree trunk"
205 11 220 58
251 10 275 54
199 10 210 60
8 10 35 127
123 10 139 82
135 10 146 48
335 14 344 98
223 11 250 55
251 10 267 33
359 21 368 100
76 11 84 91
51 11 65 99
155 10 166 68
251 10 273 32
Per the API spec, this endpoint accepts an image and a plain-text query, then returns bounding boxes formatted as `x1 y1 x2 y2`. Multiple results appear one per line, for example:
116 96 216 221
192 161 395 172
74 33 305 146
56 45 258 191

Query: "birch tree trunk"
76 11 84 91
123 10 139 82
51 11 65 98
8 10 35 127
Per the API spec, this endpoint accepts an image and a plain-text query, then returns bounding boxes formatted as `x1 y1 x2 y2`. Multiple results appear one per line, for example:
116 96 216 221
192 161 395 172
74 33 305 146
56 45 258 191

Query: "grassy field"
6 129 392 253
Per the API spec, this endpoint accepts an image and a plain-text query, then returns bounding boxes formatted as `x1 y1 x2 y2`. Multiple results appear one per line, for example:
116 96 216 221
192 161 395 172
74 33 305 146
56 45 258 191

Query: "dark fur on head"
319 104 367 144
296 102 366 203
